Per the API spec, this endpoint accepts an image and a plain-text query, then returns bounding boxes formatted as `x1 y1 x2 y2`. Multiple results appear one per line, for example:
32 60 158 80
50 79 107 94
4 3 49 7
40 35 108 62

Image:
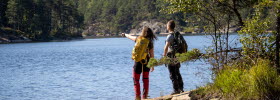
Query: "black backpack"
171 32 188 54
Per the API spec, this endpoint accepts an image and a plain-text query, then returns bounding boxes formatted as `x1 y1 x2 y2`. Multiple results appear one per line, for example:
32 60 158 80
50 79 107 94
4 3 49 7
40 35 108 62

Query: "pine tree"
0 0 9 27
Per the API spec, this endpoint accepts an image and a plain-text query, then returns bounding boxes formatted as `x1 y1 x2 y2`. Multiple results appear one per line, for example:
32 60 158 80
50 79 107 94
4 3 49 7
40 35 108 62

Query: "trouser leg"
168 64 179 92
142 71 149 98
133 60 150 99
175 63 184 91
133 68 141 98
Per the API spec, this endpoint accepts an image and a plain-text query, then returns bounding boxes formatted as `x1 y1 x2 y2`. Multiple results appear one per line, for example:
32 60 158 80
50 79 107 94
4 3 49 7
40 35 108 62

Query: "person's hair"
141 26 157 42
167 20 175 30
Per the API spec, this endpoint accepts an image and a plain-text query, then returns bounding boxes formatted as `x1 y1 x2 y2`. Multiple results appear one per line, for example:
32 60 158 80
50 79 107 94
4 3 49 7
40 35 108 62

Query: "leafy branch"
147 48 202 68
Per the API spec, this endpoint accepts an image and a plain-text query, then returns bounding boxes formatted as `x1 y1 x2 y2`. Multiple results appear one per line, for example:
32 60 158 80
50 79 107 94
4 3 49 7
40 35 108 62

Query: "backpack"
171 32 188 54
132 36 150 62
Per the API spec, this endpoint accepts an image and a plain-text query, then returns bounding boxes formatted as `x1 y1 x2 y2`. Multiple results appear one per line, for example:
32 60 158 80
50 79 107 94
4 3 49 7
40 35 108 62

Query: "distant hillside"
78 0 188 36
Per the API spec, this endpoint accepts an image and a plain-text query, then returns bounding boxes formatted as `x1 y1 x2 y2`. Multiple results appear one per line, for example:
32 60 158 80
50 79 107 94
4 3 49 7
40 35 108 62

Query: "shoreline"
0 32 238 44
85 32 238 38
144 89 219 100
144 91 192 100
0 37 84 44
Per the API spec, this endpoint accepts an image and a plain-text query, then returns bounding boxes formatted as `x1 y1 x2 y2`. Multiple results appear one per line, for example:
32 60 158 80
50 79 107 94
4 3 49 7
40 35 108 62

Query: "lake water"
0 35 239 100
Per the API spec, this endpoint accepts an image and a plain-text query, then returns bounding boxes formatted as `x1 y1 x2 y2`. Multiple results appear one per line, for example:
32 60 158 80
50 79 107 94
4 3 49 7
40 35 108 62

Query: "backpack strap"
142 37 150 63
170 32 179 55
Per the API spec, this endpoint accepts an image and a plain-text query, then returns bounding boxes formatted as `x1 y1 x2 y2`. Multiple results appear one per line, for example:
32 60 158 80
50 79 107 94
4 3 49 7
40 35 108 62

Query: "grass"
190 59 280 100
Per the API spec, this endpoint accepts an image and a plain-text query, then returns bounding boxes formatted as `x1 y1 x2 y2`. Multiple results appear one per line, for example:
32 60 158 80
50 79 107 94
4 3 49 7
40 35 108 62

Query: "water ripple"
0 36 240 99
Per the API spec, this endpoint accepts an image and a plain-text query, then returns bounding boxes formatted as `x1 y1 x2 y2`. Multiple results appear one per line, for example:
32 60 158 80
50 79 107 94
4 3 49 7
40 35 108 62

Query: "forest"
78 0 188 35
1 0 271 41
0 0 187 41
1 0 280 99
0 0 84 41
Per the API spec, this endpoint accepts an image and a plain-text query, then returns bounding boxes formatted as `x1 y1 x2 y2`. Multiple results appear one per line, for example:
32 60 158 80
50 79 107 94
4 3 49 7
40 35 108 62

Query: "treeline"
0 0 84 41
78 0 187 35
0 0 189 40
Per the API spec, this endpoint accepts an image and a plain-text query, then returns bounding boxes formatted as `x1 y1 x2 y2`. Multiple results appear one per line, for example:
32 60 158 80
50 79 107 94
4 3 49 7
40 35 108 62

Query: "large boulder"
129 20 167 35
82 23 100 37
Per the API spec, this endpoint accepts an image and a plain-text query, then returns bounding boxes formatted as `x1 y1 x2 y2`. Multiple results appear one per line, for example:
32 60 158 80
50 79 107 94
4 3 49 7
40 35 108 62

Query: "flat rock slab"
145 91 191 100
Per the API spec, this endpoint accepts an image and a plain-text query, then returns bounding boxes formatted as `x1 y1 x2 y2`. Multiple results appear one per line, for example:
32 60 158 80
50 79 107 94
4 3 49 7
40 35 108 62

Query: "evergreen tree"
0 0 9 27
4 0 83 40
32 0 52 40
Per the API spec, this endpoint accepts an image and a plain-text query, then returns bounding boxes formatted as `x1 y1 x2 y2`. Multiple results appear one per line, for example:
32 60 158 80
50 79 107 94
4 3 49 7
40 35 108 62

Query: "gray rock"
129 20 167 35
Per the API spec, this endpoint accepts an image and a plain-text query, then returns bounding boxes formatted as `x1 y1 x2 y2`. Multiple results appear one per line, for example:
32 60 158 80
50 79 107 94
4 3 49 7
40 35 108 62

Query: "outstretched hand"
162 53 166 57
151 67 154 72
121 33 126 37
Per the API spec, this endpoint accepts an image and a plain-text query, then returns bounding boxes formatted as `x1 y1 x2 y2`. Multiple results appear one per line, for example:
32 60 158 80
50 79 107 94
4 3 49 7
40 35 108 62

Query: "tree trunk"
225 15 231 64
232 0 244 27
0 0 9 27
214 23 219 68
276 8 280 73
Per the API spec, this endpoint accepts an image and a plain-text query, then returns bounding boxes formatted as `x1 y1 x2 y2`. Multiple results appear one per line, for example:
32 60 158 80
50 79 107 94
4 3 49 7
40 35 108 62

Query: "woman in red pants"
122 26 157 100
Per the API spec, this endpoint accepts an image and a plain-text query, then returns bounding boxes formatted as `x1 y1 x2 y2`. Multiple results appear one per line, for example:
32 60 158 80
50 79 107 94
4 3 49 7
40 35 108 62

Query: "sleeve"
134 36 138 42
166 34 173 43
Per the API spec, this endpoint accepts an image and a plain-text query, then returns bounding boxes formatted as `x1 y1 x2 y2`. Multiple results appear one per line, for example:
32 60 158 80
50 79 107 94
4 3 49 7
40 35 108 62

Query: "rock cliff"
129 20 167 35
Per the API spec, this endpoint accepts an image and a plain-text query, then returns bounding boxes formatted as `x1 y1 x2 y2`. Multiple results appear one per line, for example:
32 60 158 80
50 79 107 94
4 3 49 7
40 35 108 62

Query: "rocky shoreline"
0 32 236 44
144 90 220 100
0 27 31 44
84 32 237 39
0 35 85 44
0 36 32 44
144 91 192 100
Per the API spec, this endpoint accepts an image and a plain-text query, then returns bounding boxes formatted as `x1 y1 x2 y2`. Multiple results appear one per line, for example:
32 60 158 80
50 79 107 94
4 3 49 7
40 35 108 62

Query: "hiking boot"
171 91 180 95
135 96 141 100
179 89 184 93
142 95 150 99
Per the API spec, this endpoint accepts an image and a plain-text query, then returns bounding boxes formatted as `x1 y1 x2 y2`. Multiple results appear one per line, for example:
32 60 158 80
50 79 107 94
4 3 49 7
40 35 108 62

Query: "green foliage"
192 86 208 96
96 33 105 35
0 0 9 27
163 0 254 69
214 66 247 98
3 0 84 41
183 27 195 33
78 0 187 34
2 0 189 39
213 59 280 99
147 48 202 68
249 60 280 99
238 1 277 60
176 48 201 63
161 0 200 14
162 0 280 99
189 85 216 99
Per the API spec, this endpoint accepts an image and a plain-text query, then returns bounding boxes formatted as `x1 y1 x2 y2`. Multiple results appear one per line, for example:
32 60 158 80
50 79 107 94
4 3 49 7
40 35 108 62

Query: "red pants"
133 61 150 98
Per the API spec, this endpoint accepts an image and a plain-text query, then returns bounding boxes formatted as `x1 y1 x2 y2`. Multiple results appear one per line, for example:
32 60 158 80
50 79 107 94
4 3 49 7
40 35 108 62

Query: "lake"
0 35 240 100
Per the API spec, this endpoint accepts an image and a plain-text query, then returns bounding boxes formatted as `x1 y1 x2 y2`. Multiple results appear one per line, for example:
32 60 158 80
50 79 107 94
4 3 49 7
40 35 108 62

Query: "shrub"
214 66 247 99
248 60 280 99
213 59 280 99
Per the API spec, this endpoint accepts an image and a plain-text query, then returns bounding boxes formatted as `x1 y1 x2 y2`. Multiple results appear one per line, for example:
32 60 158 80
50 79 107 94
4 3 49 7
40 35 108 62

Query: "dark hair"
141 26 157 42
168 20 175 30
